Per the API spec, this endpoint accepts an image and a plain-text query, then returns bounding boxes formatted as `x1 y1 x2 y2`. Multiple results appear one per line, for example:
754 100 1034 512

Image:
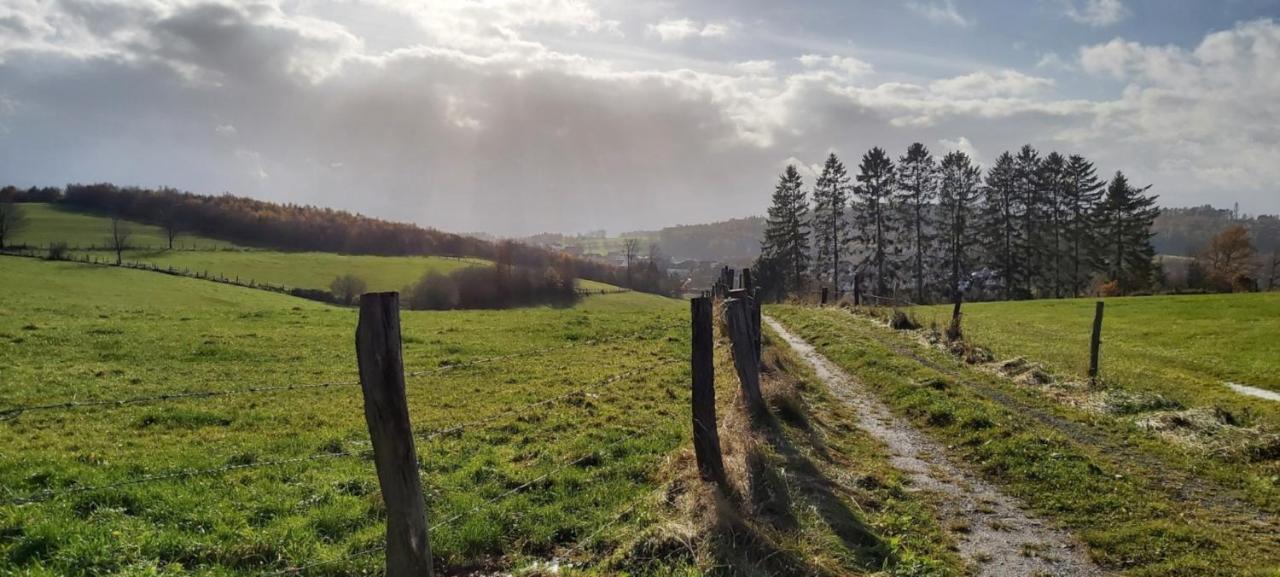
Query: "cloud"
1065 0 1129 27
0 2 1278 234
938 136 982 164
1035 52 1076 72
796 54 873 77
646 18 729 43
906 0 973 28
929 70 1054 98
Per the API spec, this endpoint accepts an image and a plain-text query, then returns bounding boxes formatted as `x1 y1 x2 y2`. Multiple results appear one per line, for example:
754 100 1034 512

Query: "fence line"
415 360 679 443
4 448 369 507
0 330 677 422
2 359 673 507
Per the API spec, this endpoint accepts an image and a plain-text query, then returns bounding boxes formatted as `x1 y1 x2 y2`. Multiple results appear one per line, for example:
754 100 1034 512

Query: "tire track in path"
766 316 1106 577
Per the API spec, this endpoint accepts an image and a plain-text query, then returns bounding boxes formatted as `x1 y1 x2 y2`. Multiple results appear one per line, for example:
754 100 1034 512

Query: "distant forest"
753 143 1278 303
0 184 680 296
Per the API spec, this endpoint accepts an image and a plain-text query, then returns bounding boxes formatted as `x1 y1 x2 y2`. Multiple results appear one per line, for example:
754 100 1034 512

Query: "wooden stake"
1088 301 1104 385
725 297 764 414
356 293 433 577
690 297 726 486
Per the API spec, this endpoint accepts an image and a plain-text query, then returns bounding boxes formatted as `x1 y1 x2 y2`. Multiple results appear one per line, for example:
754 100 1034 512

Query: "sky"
0 0 1278 236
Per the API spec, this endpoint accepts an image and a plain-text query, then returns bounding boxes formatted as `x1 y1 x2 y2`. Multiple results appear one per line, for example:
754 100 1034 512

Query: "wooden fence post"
820 287 828 305
356 293 433 577
690 297 727 486
1088 301 1105 386
725 296 764 414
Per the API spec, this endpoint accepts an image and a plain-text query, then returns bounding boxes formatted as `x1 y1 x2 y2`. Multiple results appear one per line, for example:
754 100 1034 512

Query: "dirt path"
765 316 1106 577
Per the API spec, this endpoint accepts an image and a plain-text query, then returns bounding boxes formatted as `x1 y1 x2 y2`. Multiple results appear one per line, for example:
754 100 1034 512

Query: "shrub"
889 310 920 330
329 274 367 305
403 265 577 310
288 287 337 304
45 242 68 261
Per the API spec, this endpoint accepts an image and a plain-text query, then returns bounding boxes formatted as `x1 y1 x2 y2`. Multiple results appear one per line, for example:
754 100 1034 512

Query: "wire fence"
0 319 684 573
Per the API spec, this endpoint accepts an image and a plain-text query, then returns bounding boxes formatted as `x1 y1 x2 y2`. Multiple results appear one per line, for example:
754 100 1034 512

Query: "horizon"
1 1 1278 236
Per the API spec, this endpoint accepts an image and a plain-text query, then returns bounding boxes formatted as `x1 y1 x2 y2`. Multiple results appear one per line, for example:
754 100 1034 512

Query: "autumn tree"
853 147 897 295
896 143 938 303
0 190 27 250
1202 225 1257 291
760 165 811 294
937 151 983 305
811 153 852 294
1092 172 1159 293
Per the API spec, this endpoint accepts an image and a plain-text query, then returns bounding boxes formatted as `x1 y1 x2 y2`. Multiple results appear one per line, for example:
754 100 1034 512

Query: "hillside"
0 257 687 573
10 203 237 249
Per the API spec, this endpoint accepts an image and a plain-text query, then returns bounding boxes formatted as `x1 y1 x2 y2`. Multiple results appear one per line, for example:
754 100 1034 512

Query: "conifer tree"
1038 152 1068 297
896 143 938 303
853 147 897 295
1092 171 1159 293
937 151 983 303
1062 154 1104 296
980 152 1022 299
811 153 852 294
760 165 811 294
1013 145 1043 296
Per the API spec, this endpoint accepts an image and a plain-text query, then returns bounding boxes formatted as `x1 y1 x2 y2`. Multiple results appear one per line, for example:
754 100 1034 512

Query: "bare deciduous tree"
0 192 27 250
109 216 131 265
623 238 641 284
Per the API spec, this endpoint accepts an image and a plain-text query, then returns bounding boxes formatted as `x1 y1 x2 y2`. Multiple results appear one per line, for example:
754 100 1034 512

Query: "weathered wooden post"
820 287 828 305
356 293 433 577
741 267 753 294
1088 301 1105 386
725 296 764 414
690 297 727 486
853 274 862 306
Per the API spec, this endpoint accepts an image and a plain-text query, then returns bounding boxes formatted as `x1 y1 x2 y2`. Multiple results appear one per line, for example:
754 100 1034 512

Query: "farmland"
909 294 1280 423
8 204 237 250
0 257 686 574
0 256 979 575
102 249 487 293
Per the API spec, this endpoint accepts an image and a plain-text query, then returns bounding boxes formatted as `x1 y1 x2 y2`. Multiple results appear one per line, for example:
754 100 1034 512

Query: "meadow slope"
0 257 684 575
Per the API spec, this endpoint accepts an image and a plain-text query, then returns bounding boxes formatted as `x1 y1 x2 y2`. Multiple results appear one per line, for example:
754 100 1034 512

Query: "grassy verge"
0 257 685 575
768 304 1280 576
610 316 966 576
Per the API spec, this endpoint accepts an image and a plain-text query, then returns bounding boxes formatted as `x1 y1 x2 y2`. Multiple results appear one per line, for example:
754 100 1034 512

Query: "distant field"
8 203 238 249
0 257 687 574
910 293 1280 419
108 249 490 292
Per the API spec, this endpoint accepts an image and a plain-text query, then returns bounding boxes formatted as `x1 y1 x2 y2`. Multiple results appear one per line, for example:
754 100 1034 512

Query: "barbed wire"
414 358 681 443
3 448 371 507
267 438 655 575
3 357 680 506
0 327 683 422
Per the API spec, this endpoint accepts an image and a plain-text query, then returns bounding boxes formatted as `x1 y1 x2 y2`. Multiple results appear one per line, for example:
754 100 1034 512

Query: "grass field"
105 249 489 293
769 305 1280 576
0 257 687 575
8 204 237 249
909 294 1280 425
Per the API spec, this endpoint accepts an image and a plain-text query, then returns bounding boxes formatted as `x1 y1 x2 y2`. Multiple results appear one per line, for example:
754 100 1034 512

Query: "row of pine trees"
755 143 1161 303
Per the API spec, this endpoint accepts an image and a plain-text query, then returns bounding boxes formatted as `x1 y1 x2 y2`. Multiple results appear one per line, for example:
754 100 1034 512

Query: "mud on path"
765 316 1106 577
